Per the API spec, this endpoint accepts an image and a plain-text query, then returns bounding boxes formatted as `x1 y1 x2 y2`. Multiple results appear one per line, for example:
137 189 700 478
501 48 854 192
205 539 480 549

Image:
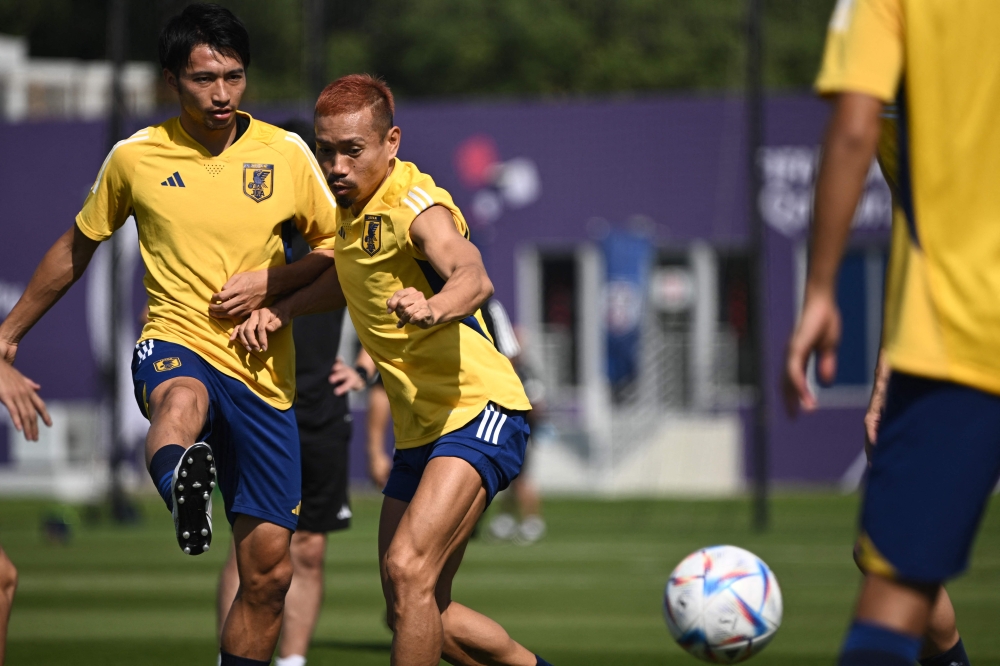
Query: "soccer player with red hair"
232 73 554 666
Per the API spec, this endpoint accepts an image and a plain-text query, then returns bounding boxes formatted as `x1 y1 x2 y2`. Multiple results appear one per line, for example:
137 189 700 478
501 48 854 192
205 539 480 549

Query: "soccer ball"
663 545 782 663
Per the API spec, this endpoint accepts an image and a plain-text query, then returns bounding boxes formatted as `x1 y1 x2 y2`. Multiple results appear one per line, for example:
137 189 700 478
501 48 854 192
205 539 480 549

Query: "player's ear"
163 68 179 94
385 126 401 159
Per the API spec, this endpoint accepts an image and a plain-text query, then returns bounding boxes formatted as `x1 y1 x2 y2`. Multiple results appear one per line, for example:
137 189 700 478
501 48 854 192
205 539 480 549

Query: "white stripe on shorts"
475 404 495 439
483 410 502 442
491 414 508 445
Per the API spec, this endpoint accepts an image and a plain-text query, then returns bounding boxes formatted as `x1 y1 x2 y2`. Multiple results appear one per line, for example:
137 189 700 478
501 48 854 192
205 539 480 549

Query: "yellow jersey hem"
137 333 293 411
887 349 1000 398
392 396 532 450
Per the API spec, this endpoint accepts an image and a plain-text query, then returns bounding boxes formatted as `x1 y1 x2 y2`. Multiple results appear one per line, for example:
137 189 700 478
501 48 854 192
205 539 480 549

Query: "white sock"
276 656 306 666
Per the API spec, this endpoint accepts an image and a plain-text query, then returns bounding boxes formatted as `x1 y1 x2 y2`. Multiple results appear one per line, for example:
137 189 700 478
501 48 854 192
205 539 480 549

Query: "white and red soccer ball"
663 545 783 663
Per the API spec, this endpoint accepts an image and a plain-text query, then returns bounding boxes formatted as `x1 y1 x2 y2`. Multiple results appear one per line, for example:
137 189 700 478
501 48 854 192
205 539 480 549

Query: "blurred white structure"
0 34 156 121
517 240 750 497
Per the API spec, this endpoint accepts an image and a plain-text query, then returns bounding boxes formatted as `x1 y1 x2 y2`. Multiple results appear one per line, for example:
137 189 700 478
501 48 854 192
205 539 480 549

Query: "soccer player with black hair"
785 1 1000 665
229 74 554 666
0 5 341 665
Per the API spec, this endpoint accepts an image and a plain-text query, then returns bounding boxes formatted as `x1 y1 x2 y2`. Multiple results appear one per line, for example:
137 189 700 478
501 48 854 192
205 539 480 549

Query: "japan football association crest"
363 214 382 256
242 163 274 202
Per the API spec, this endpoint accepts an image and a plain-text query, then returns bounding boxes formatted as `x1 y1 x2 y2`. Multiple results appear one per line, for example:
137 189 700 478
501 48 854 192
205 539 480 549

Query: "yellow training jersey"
334 159 530 449
816 0 1000 396
76 112 339 409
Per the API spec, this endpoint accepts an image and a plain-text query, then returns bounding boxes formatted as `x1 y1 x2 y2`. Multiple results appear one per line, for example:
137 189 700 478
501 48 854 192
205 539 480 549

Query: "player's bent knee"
0 552 17 600
384 545 435 598
152 383 204 422
241 559 293 612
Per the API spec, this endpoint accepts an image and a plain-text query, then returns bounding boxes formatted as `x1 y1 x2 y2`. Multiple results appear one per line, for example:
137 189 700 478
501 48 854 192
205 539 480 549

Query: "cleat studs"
206 454 213 461
210 467 216 475
209 481 216 488
184 546 191 554
201 528 209 536
177 484 184 491
187 457 193 464
182 531 190 539
192 482 201 488
178 497 185 504
203 492 210 500
203 544 210 551
180 470 187 478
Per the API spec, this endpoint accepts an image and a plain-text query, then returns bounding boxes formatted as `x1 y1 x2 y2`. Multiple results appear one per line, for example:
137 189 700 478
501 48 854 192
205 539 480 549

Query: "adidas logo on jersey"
161 171 186 187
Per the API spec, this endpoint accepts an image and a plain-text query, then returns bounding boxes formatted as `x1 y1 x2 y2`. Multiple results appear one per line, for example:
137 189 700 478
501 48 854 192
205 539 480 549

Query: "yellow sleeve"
391 175 470 260
282 132 340 252
75 134 144 241
815 0 903 102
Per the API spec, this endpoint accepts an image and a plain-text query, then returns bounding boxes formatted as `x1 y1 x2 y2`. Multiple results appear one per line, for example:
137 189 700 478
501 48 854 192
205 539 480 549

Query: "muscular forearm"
0 226 98 346
275 264 346 320
806 93 882 297
427 264 493 325
267 249 334 297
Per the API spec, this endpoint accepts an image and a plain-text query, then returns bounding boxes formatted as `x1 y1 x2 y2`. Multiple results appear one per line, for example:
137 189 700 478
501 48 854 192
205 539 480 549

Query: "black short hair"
158 3 251 76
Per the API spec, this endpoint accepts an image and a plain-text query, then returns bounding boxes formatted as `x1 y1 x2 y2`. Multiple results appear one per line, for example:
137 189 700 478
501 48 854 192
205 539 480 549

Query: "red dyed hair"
315 73 395 139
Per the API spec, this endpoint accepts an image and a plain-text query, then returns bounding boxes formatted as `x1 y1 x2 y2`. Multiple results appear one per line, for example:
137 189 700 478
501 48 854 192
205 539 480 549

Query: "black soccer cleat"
172 442 216 556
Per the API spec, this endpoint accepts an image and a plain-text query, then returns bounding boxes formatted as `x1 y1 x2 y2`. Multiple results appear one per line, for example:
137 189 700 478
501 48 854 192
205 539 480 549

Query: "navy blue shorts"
856 372 1000 583
383 402 530 506
132 340 301 532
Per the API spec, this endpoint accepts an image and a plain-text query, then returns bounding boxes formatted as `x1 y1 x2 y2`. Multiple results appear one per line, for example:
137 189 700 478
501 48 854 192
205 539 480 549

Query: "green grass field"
2 492 999 665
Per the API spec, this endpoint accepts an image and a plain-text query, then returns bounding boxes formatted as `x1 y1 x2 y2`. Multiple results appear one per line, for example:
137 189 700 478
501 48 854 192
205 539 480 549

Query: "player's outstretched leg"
220 516 293 664
379 457 545 666
144 376 215 555
919 588 969 666
0 546 17 666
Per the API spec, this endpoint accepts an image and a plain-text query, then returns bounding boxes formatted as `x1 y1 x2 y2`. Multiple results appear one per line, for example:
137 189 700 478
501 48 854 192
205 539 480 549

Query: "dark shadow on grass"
310 639 392 653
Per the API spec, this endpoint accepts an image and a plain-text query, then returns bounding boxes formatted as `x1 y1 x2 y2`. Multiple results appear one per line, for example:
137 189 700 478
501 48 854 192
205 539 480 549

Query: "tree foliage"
0 0 837 102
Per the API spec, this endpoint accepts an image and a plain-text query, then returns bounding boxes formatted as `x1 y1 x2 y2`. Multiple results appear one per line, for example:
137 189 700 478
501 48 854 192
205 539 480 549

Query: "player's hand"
369 450 392 488
863 351 891 464
210 270 268 320
328 358 366 395
783 289 841 416
387 288 437 329
230 304 289 353
0 361 52 442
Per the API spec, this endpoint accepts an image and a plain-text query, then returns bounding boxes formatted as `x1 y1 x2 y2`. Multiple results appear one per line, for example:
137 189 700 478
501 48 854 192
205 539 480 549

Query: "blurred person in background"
0 5 343 665
229 74 553 666
350 347 394 489
784 1 1000 665
0 359 50 666
483 300 547 545
215 118 364 666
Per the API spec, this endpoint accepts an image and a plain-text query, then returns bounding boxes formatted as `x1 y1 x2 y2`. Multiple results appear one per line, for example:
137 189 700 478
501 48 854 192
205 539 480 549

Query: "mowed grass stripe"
3 494 1000 665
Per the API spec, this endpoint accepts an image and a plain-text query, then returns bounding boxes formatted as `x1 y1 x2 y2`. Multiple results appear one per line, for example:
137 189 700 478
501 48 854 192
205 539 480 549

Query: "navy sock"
536 656 554 666
220 652 271 666
148 444 185 511
920 638 969 666
840 621 922 666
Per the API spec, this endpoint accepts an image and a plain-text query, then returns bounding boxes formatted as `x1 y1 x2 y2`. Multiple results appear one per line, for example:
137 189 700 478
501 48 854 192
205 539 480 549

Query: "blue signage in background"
603 231 654 390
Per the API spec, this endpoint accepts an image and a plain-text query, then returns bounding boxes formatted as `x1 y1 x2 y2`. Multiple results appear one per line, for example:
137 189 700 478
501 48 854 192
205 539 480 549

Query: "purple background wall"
0 93 886 484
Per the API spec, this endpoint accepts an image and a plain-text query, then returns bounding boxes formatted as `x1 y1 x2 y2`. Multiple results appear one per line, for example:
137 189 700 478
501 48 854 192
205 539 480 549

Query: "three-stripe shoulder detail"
283 133 338 211
402 186 435 216
90 128 151 194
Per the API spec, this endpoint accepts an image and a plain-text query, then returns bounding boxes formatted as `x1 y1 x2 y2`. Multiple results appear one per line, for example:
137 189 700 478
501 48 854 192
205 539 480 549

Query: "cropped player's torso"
334 159 530 448
817 0 1000 395
76 113 338 408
